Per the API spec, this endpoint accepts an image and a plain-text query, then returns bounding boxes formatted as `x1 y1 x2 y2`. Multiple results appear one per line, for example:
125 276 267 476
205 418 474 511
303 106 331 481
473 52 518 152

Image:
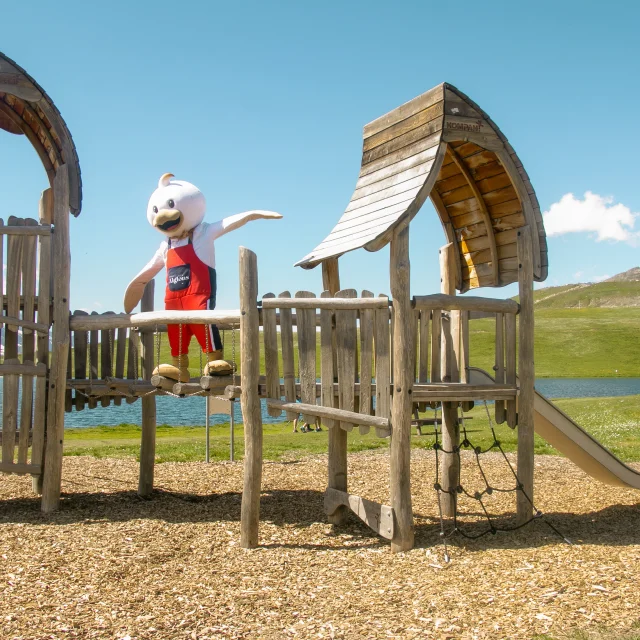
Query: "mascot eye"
152 206 158 214
168 199 175 208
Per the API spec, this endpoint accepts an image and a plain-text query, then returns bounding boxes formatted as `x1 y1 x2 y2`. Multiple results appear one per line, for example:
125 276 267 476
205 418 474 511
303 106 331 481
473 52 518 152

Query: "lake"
27 377 640 428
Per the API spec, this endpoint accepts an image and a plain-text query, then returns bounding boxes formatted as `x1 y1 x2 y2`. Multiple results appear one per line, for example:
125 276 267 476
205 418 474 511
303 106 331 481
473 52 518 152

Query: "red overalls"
165 236 222 356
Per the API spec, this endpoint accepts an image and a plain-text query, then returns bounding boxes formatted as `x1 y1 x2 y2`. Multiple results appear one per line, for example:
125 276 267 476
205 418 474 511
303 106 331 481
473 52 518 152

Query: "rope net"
431 401 570 562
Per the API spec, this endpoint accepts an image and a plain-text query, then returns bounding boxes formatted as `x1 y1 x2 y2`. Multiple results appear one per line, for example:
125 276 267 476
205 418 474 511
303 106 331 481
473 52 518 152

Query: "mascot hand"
124 278 149 314
253 210 283 220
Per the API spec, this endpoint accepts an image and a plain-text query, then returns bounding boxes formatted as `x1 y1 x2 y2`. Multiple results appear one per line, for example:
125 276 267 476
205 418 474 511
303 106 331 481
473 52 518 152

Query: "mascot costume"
124 173 282 382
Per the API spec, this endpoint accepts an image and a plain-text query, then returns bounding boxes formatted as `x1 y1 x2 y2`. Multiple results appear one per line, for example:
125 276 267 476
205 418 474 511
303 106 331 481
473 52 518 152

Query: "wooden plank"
374 295 390 420
2 217 23 467
100 311 115 407
262 293 281 417
345 173 430 215
41 165 71 512
295 291 317 424
355 145 439 191
505 312 517 428
31 197 52 483
364 85 444 138
65 345 73 413
113 326 127 406
0 225 52 236
335 289 357 432
72 310 88 411
359 129 442 178
362 116 443 166
447 144 499 286
239 247 263 549
431 310 442 382
267 400 389 431
0 362 47 376
494 312 506 424
320 291 336 430
418 309 430 385
126 317 140 405
460 310 469 384
389 225 414 552
0 462 42 475
87 312 99 409
278 291 297 421
516 226 535 524
18 219 38 463
352 158 435 202
364 100 444 152
262 296 387 310
359 290 374 424
138 283 157 497
0 219 3 351
413 293 518 314
324 488 394 540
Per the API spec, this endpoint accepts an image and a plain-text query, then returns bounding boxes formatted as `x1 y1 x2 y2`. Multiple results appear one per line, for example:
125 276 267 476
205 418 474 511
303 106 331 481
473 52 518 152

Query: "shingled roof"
0 51 82 215
296 83 547 292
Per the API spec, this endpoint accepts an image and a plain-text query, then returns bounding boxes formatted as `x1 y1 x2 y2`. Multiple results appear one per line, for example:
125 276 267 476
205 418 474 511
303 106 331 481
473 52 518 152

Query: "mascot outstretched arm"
124 173 282 382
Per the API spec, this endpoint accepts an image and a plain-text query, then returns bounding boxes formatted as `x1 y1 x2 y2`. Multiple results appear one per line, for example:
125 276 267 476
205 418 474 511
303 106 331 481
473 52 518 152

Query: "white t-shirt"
132 220 228 284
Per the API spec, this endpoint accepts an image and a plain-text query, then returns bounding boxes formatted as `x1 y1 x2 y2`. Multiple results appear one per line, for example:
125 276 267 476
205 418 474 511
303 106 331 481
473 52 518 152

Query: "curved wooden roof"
296 83 547 291
0 52 82 215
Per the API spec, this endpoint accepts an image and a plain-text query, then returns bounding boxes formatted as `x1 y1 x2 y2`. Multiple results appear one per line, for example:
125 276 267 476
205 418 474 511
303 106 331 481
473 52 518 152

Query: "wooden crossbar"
266 399 391 434
324 488 395 540
260 297 389 310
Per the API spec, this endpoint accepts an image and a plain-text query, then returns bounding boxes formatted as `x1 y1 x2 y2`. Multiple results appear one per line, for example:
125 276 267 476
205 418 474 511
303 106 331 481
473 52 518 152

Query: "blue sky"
1 0 638 313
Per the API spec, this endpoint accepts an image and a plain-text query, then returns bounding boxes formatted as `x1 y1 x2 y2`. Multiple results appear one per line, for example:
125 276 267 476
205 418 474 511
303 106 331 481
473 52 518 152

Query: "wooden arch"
295 83 547 292
0 52 82 215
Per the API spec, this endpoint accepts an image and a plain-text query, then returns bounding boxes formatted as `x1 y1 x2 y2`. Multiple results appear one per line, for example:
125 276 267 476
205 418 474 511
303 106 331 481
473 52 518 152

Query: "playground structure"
2 52 639 552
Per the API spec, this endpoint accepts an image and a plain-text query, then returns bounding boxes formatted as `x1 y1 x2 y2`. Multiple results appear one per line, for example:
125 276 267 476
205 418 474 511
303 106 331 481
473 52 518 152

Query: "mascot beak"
154 208 184 233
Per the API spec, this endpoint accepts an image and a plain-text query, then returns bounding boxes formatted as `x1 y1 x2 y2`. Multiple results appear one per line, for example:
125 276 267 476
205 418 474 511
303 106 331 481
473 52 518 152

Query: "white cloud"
543 192 640 245
573 270 584 279
592 274 610 283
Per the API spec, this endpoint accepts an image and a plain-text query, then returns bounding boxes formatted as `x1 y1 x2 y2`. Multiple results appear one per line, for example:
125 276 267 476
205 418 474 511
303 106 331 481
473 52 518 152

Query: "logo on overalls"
168 264 191 291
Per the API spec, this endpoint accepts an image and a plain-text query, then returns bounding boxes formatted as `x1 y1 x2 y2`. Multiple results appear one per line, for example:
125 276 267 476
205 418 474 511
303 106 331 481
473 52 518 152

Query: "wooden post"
240 247 263 548
41 165 71 513
322 258 348 525
516 226 535 524
138 281 157 496
439 243 459 518
389 224 414 552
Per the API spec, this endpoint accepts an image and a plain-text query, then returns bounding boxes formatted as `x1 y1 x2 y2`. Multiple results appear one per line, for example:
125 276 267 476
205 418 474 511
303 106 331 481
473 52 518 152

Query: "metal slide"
468 367 640 489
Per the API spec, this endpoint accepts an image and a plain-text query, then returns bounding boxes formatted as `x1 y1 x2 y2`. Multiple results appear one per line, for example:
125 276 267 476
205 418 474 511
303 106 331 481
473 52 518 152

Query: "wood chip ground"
2 450 640 639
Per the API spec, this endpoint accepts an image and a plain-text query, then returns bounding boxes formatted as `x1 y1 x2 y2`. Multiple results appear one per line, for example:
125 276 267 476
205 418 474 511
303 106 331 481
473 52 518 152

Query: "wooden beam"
413 293 518 314
440 243 460 518
429 189 463 291
41 164 70 513
516 226 535 524
446 144 499 286
321 257 340 294
138 282 157 497
389 224 415 552
239 247 263 549
324 488 394 540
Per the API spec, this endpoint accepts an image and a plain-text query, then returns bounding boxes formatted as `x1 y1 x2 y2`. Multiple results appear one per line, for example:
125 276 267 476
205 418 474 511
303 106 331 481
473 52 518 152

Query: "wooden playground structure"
2 52 551 551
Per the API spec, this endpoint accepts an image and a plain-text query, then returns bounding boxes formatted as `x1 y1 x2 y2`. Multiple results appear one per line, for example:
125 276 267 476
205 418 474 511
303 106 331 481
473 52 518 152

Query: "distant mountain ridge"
605 267 640 283
532 267 640 309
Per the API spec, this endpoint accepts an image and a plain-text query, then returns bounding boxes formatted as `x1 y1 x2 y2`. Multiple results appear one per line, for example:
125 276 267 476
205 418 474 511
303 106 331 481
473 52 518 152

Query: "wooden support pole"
41 165 70 513
239 247 263 548
322 258 348 525
389 225 414 552
439 243 460 518
516 226 535 524
138 281 157 496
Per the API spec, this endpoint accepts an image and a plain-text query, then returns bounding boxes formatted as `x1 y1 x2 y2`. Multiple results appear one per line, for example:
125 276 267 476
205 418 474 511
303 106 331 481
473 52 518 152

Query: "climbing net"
431 401 570 562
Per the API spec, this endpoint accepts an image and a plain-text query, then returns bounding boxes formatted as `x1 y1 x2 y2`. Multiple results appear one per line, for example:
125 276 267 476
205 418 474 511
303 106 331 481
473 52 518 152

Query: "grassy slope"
535 281 640 309
63 394 640 464
468 308 640 377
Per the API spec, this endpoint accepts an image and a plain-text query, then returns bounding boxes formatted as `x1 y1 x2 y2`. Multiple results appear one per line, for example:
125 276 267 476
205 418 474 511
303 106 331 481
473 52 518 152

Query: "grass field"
62 394 640 464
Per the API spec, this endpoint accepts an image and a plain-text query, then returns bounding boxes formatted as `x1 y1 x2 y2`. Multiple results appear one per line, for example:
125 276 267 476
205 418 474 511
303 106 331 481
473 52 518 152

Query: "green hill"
530 267 640 309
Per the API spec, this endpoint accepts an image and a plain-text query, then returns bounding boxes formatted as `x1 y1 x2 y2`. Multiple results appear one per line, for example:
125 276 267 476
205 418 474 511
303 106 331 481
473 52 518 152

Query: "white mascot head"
146 173 206 239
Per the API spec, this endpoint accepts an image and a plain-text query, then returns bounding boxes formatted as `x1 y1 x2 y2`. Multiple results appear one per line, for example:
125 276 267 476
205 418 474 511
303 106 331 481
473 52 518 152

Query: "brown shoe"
203 349 233 376
153 355 190 382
